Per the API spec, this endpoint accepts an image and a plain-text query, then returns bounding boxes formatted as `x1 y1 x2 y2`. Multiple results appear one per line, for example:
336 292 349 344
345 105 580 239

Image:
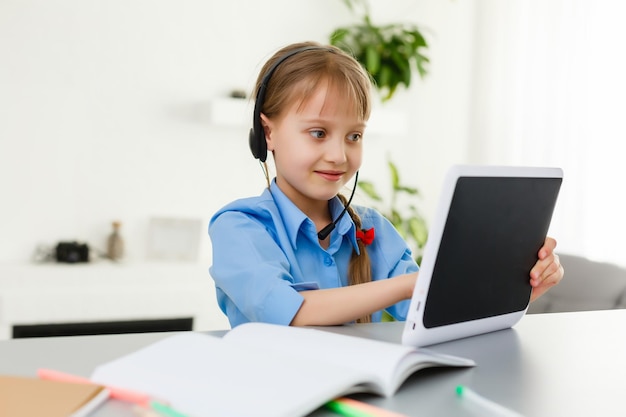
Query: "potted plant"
329 0 429 101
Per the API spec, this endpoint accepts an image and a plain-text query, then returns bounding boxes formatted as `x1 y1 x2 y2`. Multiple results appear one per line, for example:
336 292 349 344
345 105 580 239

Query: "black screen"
422 176 562 328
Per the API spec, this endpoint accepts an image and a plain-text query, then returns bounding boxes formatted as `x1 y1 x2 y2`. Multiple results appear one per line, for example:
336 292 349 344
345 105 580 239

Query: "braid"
338 194 373 323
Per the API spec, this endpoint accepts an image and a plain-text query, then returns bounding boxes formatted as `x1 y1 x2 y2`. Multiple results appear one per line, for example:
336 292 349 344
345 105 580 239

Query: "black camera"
55 241 90 263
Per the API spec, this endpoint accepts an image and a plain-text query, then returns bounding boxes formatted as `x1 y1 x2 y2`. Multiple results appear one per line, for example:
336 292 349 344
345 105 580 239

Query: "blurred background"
1 0 624 267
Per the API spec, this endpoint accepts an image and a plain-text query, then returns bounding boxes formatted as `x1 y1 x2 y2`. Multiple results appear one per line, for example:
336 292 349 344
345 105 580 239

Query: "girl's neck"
274 181 335 240
275 179 331 220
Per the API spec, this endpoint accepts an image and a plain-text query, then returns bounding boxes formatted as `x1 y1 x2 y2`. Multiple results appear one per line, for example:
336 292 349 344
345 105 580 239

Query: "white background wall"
470 1 626 266
0 0 474 265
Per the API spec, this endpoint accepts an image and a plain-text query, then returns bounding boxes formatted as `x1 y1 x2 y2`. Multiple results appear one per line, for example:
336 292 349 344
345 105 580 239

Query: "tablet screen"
422 176 562 328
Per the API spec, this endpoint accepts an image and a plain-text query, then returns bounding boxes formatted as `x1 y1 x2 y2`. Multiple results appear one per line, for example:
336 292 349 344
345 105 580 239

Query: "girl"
209 41 563 328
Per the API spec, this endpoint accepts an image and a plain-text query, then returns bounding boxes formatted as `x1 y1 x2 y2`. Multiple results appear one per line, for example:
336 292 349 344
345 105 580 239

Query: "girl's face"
263 82 365 216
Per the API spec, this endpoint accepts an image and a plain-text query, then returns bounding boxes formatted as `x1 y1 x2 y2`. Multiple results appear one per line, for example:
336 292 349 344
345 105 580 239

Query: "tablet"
401 165 563 347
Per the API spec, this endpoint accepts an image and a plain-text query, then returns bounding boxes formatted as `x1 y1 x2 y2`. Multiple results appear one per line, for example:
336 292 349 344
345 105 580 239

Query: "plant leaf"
390 209 403 231
416 53 429 78
408 217 428 247
388 160 400 190
357 181 383 201
330 27 348 44
397 186 419 195
365 44 380 75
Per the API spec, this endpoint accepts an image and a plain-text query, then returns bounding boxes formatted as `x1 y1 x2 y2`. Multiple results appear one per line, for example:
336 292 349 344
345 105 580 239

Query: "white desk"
0 310 624 416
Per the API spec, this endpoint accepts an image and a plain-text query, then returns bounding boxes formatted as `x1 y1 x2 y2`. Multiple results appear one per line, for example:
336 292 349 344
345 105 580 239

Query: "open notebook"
91 322 474 417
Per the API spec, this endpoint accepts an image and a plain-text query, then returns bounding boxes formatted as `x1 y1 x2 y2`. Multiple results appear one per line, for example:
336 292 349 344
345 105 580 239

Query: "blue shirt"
209 180 418 327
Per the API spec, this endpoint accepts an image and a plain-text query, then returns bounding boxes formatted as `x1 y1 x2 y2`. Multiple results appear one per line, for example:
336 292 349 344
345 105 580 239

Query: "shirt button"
324 257 334 266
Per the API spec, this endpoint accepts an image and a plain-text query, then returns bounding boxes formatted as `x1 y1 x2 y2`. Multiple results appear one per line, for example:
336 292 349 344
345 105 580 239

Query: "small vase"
107 221 124 261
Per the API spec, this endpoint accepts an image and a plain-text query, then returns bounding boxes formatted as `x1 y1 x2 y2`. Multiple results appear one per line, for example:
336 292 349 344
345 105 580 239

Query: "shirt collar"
269 179 358 251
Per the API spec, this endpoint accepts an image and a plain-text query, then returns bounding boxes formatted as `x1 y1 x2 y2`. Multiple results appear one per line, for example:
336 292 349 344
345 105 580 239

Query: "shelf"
0 262 230 339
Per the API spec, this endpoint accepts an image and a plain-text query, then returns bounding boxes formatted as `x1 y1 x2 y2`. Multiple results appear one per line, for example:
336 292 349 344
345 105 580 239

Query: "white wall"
0 0 475 264
469 1 626 267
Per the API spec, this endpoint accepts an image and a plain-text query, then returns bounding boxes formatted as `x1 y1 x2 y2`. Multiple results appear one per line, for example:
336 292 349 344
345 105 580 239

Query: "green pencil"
325 399 376 417
149 400 191 417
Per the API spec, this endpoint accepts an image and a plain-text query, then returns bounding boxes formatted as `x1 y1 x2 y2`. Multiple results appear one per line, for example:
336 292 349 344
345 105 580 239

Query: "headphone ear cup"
250 46 327 163
248 127 267 162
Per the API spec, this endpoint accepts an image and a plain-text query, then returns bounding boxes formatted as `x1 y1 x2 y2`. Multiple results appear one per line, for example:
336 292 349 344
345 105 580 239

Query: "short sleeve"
209 210 304 327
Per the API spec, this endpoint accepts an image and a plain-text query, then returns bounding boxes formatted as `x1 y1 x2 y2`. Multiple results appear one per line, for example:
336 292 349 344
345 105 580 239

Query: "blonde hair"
255 41 374 323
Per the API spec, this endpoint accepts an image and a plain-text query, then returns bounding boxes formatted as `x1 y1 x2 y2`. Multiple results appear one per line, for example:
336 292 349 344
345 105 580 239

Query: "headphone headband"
249 45 333 162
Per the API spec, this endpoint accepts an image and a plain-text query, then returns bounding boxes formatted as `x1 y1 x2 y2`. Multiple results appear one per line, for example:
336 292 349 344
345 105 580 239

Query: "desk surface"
1 309 624 417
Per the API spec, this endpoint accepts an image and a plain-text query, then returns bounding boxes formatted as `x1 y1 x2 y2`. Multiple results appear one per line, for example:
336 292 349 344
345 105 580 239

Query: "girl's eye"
309 130 326 139
347 133 362 142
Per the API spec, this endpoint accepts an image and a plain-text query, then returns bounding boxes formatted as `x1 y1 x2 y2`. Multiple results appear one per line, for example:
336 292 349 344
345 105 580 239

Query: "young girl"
209 41 564 328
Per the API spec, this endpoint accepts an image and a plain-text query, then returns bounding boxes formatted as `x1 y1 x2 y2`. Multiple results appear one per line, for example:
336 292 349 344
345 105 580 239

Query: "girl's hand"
529 237 564 302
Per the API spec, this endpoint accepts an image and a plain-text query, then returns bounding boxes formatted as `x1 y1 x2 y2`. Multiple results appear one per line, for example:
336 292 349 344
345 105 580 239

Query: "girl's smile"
314 170 346 182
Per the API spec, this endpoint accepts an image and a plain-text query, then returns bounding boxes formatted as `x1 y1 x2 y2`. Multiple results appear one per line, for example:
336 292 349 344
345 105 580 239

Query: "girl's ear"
260 113 274 151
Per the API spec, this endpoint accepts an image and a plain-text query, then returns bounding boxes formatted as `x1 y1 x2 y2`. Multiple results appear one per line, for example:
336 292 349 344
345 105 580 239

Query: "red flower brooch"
356 228 375 245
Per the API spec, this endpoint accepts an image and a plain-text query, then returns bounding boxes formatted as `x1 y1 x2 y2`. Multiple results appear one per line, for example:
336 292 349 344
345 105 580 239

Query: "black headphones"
248 45 357 241
249 46 333 162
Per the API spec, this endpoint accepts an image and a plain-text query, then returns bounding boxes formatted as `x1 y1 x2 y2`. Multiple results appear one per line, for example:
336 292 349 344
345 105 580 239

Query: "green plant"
358 159 428 264
330 0 429 101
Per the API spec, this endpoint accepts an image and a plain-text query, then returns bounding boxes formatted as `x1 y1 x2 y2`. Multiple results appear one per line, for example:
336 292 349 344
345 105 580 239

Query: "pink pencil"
37 368 154 405
331 397 409 417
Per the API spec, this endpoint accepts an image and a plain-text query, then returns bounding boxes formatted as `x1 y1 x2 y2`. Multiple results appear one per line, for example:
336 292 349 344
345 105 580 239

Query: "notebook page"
91 332 370 417
224 322 417 395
